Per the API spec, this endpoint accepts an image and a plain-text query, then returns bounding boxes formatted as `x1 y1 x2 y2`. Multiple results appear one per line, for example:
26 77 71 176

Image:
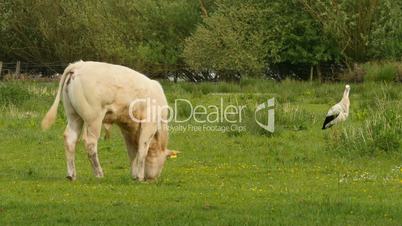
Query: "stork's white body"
322 85 350 129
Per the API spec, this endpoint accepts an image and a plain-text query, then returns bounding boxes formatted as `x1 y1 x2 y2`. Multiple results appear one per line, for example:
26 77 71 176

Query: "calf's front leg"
133 124 156 181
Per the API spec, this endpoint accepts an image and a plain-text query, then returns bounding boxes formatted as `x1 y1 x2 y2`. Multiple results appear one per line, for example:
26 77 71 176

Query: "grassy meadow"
0 79 401 225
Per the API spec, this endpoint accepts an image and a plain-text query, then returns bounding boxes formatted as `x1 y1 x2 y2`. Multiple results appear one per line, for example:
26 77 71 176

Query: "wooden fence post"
15 61 21 79
309 65 314 81
0 61 3 79
316 64 322 82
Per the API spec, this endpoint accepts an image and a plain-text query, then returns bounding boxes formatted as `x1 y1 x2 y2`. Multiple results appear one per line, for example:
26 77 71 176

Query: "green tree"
369 0 402 60
183 0 336 78
299 0 382 68
0 0 204 76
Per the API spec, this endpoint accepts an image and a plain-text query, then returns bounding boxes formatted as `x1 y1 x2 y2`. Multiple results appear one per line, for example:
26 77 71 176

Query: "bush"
396 63 402 82
363 62 399 82
339 64 365 82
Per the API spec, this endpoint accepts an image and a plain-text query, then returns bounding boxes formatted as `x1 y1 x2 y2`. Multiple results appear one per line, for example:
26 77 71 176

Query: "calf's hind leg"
82 118 104 178
121 129 139 179
64 115 83 181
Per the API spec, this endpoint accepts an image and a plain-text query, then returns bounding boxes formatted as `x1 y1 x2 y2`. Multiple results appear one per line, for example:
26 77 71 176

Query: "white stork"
322 84 350 129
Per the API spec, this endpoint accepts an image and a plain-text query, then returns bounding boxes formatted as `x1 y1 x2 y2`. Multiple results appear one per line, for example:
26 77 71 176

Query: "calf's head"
145 147 172 180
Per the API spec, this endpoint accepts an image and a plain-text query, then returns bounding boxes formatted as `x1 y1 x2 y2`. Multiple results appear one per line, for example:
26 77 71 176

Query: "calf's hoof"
66 175 76 181
137 176 146 182
131 176 146 182
95 171 104 178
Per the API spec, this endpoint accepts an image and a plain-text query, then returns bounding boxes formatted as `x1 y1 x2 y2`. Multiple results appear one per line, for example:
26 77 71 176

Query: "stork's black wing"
322 114 338 130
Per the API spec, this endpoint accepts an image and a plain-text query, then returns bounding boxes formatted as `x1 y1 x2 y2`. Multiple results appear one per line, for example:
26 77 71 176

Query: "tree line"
0 0 401 80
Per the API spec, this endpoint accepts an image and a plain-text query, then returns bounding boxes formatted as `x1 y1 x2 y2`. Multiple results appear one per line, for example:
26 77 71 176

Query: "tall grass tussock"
327 92 402 156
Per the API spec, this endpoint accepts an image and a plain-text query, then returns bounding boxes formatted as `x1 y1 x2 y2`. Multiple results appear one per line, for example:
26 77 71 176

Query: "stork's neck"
343 88 350 100
341 88 350 107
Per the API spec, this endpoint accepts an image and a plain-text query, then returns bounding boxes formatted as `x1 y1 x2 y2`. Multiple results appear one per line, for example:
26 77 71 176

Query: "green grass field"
0 80 401 225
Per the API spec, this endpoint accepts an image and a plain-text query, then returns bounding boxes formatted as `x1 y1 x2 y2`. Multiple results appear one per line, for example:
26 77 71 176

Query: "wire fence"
0 61 67 78
0 61 203 81
0 60 348 82
0 61 230 82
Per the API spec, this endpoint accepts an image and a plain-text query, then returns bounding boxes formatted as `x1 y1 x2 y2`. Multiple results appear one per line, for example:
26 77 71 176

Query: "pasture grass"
0 80 401 225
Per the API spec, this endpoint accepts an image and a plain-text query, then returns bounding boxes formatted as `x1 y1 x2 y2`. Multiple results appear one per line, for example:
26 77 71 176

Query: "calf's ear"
165 149 180 158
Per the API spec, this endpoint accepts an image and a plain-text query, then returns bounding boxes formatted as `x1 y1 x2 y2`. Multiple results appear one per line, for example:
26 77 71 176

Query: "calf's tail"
41 64 74 130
